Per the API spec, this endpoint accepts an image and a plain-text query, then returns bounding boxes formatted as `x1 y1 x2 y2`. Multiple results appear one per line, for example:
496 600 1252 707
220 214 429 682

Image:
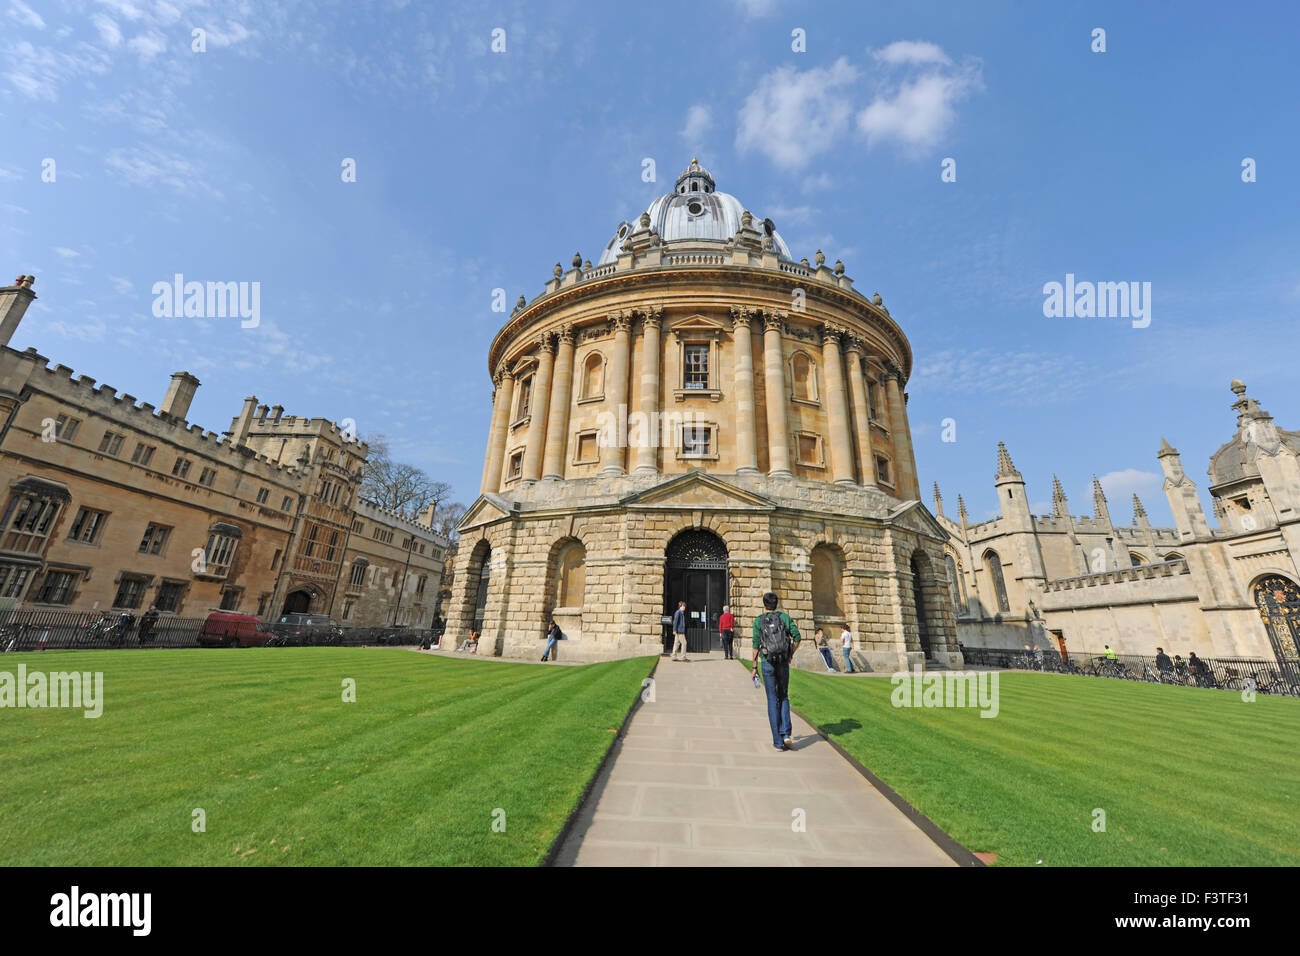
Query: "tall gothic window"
983 549 1010 613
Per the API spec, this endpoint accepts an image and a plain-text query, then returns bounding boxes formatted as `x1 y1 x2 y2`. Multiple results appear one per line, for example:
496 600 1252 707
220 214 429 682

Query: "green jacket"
752 611 801 652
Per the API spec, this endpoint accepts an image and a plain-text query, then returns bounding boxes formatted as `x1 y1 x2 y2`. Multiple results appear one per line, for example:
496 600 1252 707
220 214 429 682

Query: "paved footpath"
553 656 958 866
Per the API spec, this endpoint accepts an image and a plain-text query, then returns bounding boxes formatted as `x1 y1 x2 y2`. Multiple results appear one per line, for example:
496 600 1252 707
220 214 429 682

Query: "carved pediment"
457 494 514 531
668 313 729 339
886 500 950 540
622 471 776 511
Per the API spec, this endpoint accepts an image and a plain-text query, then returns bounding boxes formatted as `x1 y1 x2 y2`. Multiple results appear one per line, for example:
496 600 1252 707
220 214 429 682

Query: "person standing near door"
719 605 735 660
840 622 855 673
671 601 688 662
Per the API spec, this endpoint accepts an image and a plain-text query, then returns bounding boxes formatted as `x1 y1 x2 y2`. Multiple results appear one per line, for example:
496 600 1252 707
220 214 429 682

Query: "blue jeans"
760 657 791 748
542 636 557 660
843 648 854 672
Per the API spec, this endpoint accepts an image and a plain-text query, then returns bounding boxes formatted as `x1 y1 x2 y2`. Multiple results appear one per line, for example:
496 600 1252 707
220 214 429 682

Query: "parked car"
271 613 346 645
198 612 274 648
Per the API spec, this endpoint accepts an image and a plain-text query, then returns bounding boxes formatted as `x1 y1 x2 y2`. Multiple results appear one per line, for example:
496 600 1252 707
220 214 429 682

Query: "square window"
282 496 293 512
575 432 598 464
199 467 217 487
113 576 147 610
797 433 821 466
36 569 78 605
508 450 524 480
55 415 80 442
172 457 191 479
68 507 108 544
156 581 186 613
131 443 155 466
875 455 891 484
681 425 712 457
98 431 124 456
139 523 171 556
256 488 269 504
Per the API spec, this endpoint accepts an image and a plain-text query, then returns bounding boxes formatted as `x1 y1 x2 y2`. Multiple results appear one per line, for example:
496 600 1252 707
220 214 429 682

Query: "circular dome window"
687 200 704 216
617 225 628 238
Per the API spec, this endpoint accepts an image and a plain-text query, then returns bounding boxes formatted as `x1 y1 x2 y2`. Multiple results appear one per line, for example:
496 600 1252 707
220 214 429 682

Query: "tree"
432 501 466 539
359 433 452 520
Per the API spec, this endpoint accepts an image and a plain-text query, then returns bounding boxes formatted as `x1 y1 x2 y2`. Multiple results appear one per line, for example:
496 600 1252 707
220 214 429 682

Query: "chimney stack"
0 275 37 348
232 396 258 446
160 371 201 421
270 404 284 423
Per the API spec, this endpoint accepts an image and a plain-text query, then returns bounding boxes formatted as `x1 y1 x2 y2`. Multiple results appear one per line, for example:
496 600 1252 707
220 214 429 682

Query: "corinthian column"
820 324 855 485
884 362 919 499
542 325 575 479
730 306 758 474
481 363 514 493
844 337 878 489
762 311 791 477
521 334 554 482
633 307 662 475
600 311 633 477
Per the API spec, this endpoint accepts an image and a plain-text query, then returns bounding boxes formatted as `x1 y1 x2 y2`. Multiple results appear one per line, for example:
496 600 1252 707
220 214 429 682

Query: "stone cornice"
489 265 913 384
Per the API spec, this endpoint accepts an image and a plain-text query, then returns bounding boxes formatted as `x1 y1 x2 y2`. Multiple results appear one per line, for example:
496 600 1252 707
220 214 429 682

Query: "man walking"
671 601 688 662
840 622 855 673
752 591 802 751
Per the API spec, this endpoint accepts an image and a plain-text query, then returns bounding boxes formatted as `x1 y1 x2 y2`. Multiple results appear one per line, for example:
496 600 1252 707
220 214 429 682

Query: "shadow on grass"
820 717 862 736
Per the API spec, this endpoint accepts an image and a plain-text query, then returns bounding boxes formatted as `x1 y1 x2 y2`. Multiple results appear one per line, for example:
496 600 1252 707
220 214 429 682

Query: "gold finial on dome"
691 157 698 164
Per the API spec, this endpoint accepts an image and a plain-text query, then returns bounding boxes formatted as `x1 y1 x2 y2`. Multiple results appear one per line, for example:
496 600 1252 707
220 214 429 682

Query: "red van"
198 612 273 648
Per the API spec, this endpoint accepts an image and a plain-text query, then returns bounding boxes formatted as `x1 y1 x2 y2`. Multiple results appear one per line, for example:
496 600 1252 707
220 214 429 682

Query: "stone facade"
446 161 959 669
940 381 1300 664
0 275 448 624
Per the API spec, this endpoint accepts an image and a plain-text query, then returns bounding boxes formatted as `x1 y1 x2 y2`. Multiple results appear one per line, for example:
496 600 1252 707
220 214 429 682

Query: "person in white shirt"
840 623 855 673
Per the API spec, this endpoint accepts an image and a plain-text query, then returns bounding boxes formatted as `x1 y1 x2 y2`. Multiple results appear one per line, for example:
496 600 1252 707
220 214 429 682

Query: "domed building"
445 160 960 669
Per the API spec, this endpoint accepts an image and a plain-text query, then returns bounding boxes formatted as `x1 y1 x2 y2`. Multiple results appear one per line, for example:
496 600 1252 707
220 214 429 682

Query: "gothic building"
940 380 1300 664
445 160 960 668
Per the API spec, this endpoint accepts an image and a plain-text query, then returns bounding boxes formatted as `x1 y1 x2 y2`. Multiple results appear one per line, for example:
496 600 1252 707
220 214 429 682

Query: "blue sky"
3 0 1297 526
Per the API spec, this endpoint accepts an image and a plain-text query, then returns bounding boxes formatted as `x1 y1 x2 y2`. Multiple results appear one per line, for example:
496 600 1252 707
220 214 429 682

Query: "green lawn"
2 649 654 866
766 663 1300 866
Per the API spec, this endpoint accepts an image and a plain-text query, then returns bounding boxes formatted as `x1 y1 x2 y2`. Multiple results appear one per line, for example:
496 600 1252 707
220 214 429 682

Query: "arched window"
945 553 964 610
983 549 1010 613
553 541 586 609
581 352 604 400
791 351 817 402
810 544 845 622
1129 553 1146 567
1162 552 1184 562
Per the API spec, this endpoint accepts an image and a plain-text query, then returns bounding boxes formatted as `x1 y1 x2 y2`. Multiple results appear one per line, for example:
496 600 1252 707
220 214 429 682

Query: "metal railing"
959 646 1300 696
0 607 430 652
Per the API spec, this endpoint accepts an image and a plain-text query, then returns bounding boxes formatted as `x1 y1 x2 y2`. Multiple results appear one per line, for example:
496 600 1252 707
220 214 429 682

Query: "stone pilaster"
820 324 855 485
521 334 555 482
762 311 791 477
480 363 514 494
600 311 633 476
633 307 663 475
730 306 759 474
844 337 878 489
542 325 575 479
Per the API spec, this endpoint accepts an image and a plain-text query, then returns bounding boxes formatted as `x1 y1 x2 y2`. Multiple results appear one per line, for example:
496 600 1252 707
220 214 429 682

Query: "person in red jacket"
718 605 735 659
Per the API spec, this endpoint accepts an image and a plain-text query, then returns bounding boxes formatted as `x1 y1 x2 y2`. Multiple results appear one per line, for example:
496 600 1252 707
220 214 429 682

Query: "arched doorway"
471 545 492 634
664 529 728 654
282 589 312 615
1254 575 1300 663
911 553 934 660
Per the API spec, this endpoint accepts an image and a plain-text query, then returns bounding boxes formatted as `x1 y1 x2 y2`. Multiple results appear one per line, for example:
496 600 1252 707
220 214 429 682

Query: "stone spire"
995 441 1020 479
1132 493 1147 523
957 494 969 526
1091 475 1110 522
1051 475 1069 518
933 481 944 517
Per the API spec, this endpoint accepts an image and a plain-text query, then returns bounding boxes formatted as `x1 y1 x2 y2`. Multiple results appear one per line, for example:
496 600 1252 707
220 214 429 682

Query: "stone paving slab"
553 657 959 867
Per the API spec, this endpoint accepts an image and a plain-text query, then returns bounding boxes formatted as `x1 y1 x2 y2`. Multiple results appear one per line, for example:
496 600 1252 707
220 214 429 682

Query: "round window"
687 201 703 216
617 225 628 238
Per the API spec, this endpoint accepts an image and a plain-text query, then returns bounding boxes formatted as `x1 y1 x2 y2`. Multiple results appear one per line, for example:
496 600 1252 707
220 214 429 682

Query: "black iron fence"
0 607 430 652
959 645 1300 696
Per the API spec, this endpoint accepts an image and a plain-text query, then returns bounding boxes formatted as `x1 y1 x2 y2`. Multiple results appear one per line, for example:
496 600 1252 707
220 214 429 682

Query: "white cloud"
92 13 122 47
105 146 220 197
1089 469 1163 511
8 0 44 29
736 57 859 171
108 275 134 295
127 30 166 60
858 43 981 152
873 40 951 67
680 104 711 144
54 247 80 258
733 0 778 17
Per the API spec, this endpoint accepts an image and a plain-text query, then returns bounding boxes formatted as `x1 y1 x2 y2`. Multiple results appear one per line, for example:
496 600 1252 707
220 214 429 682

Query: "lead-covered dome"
598 158 794 265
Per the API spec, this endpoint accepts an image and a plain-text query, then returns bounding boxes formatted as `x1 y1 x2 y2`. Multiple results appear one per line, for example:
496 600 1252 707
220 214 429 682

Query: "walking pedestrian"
139 605 159 645
752 591 802 752
841 622 855 673
541 618 562 661
718 605 735 660
671 601 688 662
